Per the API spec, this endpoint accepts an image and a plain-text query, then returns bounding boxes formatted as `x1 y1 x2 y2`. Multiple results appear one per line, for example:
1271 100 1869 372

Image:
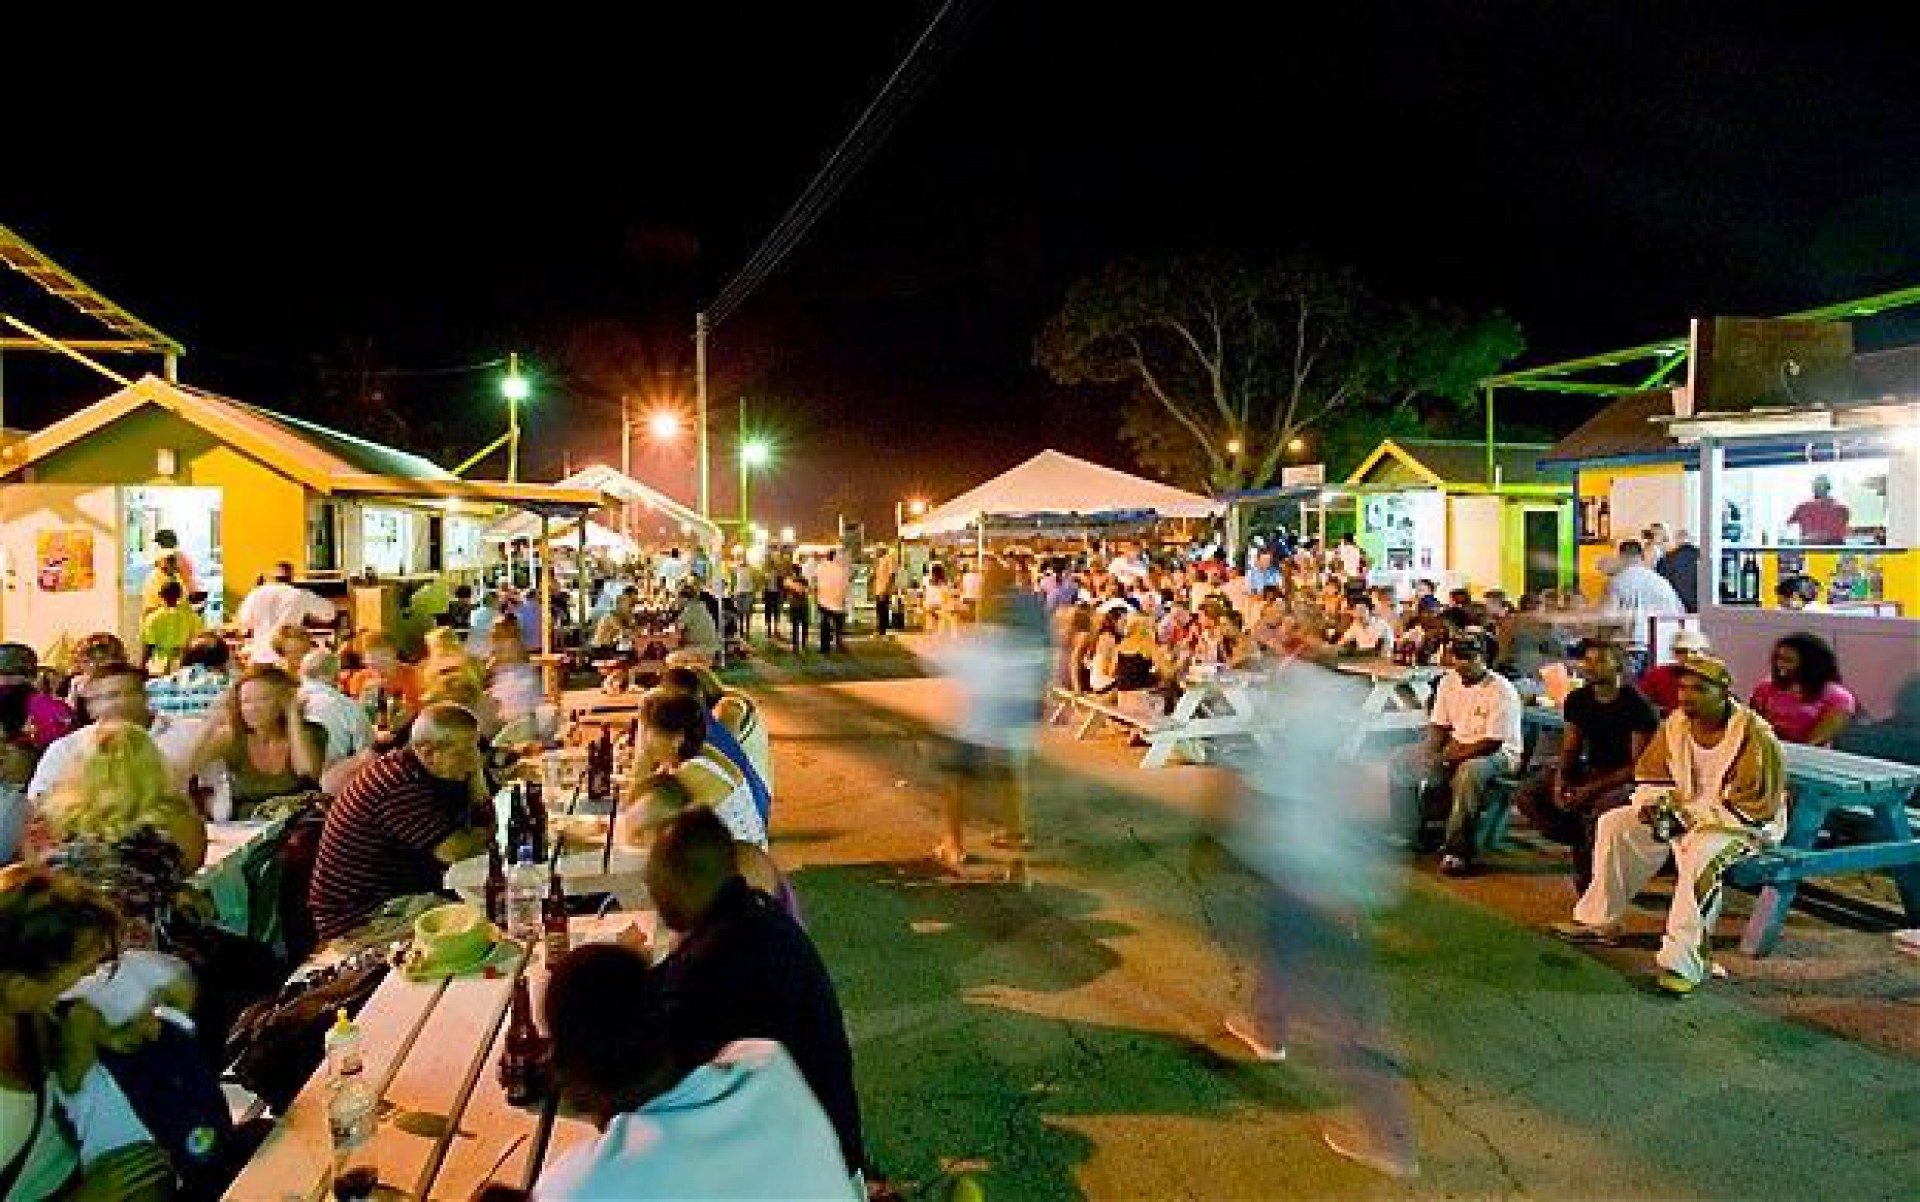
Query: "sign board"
1281 463 1326 487
1681 316 1854 417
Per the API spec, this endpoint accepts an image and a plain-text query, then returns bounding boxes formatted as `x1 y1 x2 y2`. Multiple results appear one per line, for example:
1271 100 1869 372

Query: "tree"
1035 252 1524 492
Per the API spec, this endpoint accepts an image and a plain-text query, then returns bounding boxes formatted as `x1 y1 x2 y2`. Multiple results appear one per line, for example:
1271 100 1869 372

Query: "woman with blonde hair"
185 665 326 819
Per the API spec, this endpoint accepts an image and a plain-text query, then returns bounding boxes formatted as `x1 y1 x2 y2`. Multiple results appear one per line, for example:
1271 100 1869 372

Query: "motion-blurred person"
235 562 334 667
1216 660 1418 1179
927 561 1050 872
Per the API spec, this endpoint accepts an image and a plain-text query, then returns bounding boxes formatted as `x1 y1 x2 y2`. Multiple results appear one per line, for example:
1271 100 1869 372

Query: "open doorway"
1522 508 1562 597
124 486 225 629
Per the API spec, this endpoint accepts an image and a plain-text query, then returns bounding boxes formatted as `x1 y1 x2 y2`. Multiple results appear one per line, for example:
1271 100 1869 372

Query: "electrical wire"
197 347 509 377
706 0 981 328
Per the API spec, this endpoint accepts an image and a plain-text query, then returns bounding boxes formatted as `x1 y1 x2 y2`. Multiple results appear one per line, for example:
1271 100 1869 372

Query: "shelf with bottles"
1714 544 1908 554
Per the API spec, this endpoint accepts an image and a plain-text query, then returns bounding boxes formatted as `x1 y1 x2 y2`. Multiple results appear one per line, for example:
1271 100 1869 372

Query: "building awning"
0 374 603 510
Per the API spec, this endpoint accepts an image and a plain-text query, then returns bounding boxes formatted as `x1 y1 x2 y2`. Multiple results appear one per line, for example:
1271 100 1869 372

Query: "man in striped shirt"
308 704 494 941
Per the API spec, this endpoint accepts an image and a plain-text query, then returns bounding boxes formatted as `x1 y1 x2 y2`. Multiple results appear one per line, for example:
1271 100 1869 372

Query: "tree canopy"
1035 252 1525 491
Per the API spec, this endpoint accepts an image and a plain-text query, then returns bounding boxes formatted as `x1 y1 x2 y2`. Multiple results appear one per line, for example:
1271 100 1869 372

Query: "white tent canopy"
900 449 1224 539
554 464 724 554
484 513 638 555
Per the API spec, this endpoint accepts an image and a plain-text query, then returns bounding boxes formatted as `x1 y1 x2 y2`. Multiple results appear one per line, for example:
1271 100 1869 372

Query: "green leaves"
1035 252 1524 491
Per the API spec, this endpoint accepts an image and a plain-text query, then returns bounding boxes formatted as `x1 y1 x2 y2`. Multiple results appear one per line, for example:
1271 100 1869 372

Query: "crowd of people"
0 546 887 1199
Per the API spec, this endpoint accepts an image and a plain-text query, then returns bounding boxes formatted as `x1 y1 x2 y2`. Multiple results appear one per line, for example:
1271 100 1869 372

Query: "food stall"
1338 438 1572 597
0 374 602 656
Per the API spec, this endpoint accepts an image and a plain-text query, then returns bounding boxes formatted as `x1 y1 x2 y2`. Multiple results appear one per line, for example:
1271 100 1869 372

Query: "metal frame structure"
0 223 185 365
1475 284 1920 484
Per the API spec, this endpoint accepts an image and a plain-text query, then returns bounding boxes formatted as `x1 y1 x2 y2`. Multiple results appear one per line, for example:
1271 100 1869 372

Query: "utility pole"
694 312 711 518
620 393 634 540
503 351 526 483
738 394 750 538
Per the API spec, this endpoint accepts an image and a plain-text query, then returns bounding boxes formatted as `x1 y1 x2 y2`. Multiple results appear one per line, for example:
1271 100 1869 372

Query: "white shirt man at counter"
1389 629 1522 876
1600 539 1684 671
236 562 335 666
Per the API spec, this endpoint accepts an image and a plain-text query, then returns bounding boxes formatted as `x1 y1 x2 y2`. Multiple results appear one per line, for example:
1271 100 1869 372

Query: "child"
140 581 204 674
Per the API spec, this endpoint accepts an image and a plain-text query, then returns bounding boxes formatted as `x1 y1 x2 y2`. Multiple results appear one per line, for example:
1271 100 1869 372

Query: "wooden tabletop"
227 915 655 1200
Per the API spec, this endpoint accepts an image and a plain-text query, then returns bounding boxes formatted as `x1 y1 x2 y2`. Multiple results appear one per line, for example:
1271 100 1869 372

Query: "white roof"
483 514 638 554
900 449 1223 538
554 465 724 551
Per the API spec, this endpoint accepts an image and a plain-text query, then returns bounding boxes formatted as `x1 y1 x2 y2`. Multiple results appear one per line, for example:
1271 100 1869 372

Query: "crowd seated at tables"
0 542 893 1198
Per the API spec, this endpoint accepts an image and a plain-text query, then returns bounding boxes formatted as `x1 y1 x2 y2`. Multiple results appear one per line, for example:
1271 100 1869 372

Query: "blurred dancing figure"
927 559 1050 873
1217 659 1420 1179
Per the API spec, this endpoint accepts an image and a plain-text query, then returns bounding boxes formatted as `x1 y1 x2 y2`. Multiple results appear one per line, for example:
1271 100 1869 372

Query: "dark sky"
6 2 1917 536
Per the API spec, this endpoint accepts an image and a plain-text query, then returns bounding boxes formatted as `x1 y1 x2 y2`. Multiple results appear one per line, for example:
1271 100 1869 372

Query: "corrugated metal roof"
1361 438 1565 485
1540 390 1681 464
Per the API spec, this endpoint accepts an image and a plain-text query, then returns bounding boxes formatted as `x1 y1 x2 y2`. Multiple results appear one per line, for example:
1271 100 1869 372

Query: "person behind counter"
1786 473 1851 545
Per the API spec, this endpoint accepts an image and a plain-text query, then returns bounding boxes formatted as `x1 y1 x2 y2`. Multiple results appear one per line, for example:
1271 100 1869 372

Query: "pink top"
1750 679 1856 745
25 693 76 750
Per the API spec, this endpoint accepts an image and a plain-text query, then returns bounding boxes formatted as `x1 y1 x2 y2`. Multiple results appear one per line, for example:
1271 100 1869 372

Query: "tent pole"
577 517 589 629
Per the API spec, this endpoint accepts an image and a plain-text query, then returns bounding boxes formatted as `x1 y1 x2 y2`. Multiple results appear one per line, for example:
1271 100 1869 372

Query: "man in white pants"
1551 655 1786 995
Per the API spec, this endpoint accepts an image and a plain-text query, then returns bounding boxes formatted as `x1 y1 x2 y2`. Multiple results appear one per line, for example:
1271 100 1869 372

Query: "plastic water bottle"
323 1008 362 1086
506 843 545 947
326 1036 378 1200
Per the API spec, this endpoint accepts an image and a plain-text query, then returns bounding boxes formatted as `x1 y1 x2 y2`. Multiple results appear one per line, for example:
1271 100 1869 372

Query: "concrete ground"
730 632 1917 1201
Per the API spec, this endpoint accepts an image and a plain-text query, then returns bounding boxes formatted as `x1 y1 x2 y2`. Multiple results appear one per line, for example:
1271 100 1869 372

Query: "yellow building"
0 375 599 656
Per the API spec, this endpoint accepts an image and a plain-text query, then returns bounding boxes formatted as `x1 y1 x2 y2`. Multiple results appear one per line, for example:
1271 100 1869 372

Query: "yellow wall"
30 406 309 618
1573 463 1686 601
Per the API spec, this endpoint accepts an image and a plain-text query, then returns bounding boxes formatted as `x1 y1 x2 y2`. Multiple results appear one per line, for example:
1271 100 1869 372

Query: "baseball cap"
1674 654 1734 690
1671 628 1711 653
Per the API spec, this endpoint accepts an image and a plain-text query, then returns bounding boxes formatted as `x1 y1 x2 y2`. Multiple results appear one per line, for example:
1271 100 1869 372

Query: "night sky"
5 2 1917 537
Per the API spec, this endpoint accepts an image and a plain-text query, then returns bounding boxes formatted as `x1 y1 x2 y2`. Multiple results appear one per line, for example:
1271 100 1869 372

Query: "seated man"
1334 597 1396 657
307 704 493 941
535 943 852 1200
645 807 868 1180
1552 656 1787 996
1390 629 1522 875
1635 627 1711 713
1513 640 1659 895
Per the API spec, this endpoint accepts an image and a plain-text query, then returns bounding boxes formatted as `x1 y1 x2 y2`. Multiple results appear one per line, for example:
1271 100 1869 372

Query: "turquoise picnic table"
1521 706 1920 955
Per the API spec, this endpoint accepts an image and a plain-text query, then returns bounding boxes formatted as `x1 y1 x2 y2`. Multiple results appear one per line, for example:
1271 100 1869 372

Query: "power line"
707 0 981 327
197 347 509 378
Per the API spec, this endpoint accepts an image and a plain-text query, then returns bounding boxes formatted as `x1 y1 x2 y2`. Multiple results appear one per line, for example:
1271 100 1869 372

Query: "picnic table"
1333 659 1442 756
227 913 656 1200
1522 705 1920 955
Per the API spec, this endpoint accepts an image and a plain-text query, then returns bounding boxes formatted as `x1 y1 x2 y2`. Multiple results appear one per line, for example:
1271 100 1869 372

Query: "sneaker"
1322 1126 1419 1179
1438 854 1472 877
1548 920 1620 945
1223 1014 1286 1063
1655 971 1698 996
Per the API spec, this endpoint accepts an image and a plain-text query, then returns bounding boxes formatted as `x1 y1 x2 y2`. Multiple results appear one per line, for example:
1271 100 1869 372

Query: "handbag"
224 949 390 1112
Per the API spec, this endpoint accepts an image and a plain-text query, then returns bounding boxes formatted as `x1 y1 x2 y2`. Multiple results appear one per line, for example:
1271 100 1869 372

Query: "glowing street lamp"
501 353 531 482
780 525 796 544
1286 436 1307 455
1226 438 1243 456
739 436 773 535
648 411 682 441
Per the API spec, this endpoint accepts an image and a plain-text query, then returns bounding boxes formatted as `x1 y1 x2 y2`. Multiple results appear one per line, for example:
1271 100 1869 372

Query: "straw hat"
402 903 510 981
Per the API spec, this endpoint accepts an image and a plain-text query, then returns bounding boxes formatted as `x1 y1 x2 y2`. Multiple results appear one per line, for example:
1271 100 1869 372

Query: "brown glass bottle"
542 866 570 966
483 841 507 926
498 976 547 1108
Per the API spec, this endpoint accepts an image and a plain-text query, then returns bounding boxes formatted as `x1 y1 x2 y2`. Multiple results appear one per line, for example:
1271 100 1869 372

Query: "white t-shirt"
236 582 334 665
1430 669 1523 761
299 681 374 763
27 715 198 799
1338 615 1396 654
535 1040 853 1201
1336 543 1364 579
1601 563 1685 645
1682 725 1742 810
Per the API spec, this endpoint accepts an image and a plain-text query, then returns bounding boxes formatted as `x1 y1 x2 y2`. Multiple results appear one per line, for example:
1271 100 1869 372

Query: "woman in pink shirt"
1749 632 1856 746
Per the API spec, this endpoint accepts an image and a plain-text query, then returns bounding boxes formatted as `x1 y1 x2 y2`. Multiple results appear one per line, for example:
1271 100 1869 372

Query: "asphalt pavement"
733 633 1917 1201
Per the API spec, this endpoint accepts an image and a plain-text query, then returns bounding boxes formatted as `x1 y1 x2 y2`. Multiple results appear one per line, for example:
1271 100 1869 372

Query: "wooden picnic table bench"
226 913 655 1200
1522 706 1920 955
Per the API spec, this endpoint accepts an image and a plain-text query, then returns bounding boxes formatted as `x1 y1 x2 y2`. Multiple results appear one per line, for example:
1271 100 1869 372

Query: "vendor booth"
555 463 723 559
898 449 1224 549
0 375 602 656
1333 438 1572 597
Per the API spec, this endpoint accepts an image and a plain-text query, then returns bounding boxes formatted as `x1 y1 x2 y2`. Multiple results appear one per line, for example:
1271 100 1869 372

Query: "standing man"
870 544 899 638
1600 540 1684 674
1390 628 1522 875
236 562 335 667
1335 534 1365 583
1552 656 1786 995
814 549 850 653
1786 474 1850 544
1513 639 1660 895
1655 529 1701 613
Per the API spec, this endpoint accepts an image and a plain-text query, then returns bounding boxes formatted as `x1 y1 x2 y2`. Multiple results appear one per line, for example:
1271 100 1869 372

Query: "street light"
1226 438 1243 456
895 496 930 534
739 435 772 537
501 353 530 482
1287 436 1306 454
780 525 796 544
648 411 682 441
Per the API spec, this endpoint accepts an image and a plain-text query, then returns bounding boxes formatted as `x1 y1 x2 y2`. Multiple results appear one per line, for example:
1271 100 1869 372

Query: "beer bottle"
505 782 528 858
526 781 548 862
483 840 507 926
498 976 547 1108
542 864 570 966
